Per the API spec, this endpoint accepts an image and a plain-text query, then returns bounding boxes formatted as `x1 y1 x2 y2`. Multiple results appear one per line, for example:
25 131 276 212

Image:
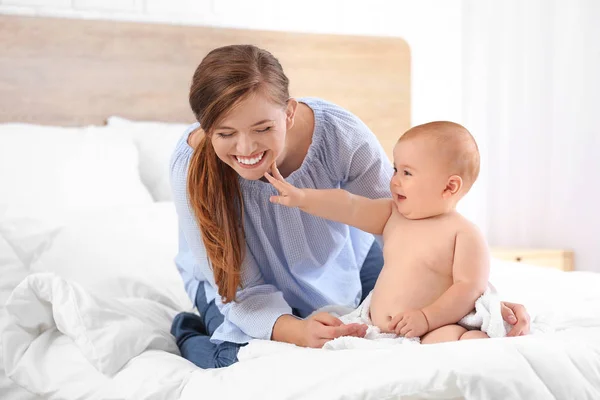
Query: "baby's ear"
443 175 463 199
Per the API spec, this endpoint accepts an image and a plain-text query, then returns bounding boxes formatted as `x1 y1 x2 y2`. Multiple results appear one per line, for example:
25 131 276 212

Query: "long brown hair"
188 45 289 303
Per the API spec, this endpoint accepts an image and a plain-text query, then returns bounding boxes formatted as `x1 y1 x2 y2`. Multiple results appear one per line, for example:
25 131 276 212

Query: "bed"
1 14 600 400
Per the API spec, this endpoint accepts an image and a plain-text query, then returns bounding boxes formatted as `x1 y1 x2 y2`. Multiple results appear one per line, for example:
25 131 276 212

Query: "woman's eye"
256 126 272 133
217 132 234 138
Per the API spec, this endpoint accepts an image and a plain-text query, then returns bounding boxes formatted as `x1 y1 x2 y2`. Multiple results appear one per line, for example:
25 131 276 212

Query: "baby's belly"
369 266 453 332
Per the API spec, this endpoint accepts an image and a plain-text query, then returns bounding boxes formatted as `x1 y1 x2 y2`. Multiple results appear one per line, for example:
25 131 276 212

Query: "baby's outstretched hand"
264 162 306 208
389 309 430 338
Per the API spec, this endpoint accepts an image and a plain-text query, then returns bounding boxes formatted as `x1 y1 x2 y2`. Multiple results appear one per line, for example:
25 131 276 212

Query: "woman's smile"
234 150 267 168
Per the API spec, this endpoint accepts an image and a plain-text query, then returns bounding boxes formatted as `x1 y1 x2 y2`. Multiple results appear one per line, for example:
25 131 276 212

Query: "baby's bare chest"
382 214 458 275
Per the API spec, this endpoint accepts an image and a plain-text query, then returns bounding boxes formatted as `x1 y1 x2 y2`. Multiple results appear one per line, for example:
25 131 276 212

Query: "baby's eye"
403 170 412 176
393 167 398 174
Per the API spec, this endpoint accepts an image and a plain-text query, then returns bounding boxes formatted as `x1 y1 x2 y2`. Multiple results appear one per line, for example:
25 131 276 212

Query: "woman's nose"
236 133 255 155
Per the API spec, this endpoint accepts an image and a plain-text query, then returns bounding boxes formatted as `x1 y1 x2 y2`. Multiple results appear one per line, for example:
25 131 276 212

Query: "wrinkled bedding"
3 260 600 400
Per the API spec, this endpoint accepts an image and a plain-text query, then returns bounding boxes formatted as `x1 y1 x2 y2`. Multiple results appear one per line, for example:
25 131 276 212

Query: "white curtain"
461 0 600 271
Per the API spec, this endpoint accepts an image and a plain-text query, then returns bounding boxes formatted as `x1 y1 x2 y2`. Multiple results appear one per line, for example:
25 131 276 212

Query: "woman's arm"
273 312 367 348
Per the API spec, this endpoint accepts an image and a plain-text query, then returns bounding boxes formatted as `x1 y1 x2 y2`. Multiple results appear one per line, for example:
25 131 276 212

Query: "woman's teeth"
236 152 265 165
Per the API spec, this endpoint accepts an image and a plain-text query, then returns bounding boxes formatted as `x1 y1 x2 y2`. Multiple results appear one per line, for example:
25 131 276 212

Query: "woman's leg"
195 283 225 336
359 239 385 302
170 282 243 369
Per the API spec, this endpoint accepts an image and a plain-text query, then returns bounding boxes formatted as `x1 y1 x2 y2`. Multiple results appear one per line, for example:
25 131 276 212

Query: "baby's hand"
389 309 430 338
264 162 306 208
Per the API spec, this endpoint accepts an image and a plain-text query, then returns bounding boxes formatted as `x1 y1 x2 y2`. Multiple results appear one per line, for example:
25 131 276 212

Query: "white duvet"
3 258 600 400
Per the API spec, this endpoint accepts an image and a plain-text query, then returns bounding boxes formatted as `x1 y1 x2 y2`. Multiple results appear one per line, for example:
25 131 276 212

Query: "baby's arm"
264 163 392 235
420 224 490 332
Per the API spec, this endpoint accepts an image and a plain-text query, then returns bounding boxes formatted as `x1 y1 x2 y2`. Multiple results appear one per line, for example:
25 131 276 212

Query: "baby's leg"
459 330 489 340
420 325 488 344
420 324 467 344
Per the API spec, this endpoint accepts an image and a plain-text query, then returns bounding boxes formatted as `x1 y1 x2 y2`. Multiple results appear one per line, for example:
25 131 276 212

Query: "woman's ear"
443 175 463 199
285 98 298 130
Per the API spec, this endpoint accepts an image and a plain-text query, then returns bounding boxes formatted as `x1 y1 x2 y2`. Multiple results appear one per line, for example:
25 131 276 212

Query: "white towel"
319 285 549 350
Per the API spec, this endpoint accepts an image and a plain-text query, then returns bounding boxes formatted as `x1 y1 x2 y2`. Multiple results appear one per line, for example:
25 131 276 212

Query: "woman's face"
210 92 296 181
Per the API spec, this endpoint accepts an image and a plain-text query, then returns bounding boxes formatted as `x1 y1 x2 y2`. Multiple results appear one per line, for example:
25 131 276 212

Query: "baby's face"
390 137 453 219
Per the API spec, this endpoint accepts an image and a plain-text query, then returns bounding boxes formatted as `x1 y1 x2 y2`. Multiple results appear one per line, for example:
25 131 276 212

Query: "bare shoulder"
187 127 205 149
450 213 486 245
450 212 480 233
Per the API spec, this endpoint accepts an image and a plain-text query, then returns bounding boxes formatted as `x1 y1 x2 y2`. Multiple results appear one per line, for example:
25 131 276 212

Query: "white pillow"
0 123 154 266
30 202 192 312
107 116 194 202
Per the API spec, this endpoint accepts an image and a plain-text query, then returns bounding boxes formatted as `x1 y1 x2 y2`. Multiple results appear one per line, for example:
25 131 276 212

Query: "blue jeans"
171 240 384 369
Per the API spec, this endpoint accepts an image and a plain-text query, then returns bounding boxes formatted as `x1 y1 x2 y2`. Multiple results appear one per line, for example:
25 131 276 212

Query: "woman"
170 44 530 369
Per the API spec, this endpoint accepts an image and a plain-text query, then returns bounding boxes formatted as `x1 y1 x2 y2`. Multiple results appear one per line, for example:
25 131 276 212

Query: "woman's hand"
301 312 368 348
500 301 531 336
264 162 306 208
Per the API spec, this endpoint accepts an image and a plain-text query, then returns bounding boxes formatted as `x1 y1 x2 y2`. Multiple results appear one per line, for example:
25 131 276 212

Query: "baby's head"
390 121 480 219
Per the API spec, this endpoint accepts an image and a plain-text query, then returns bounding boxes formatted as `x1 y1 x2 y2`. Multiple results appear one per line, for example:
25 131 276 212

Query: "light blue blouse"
170 98 392 344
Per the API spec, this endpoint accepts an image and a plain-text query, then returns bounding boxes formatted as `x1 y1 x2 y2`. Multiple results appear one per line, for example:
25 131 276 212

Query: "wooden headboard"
0 15 410 158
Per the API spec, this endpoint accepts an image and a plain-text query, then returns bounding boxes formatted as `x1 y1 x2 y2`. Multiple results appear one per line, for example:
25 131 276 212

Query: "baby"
265 121 490 344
